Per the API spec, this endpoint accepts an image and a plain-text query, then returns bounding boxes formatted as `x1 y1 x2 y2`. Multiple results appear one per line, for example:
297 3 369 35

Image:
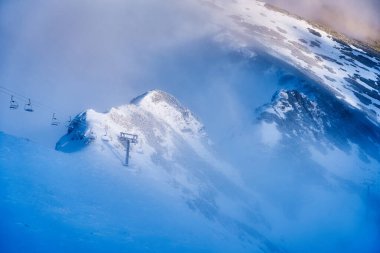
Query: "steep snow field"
2 89 379 252
0 91 285 253
0 132 253 253
1 89 380 253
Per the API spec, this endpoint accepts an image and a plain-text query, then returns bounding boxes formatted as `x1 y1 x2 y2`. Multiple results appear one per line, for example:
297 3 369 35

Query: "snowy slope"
53 90 284 252
56 89 230 219
56 90 233 178
57 90 207 158
0 132 257 253
198 0 380 199
3 86 380 252
201 0 380 124
258 88 380 183
52 87 380 252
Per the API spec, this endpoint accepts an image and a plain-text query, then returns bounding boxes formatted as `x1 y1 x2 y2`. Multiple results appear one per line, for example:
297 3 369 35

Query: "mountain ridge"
204 0 380 125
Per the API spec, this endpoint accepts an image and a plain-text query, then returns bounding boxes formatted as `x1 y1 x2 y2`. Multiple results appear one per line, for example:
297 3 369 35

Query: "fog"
1 0 378 146
0 0 218 145
0 0 279 147
264 0 380 42
0 0 379 252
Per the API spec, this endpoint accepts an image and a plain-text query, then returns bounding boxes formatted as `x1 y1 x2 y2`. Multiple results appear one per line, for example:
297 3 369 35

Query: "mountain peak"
56 89 207 166
128 89 205 138
131 89 184 110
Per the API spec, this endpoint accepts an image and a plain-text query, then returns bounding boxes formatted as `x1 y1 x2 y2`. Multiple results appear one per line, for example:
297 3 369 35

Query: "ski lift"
51 113 60 126
9 96 19 110
24 99 34 112
101 125 111 142
119 132 139 166
120 132 138 144
101 134 111 142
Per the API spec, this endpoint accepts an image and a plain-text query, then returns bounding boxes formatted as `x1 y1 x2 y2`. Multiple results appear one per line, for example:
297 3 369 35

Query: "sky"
264 0 380 42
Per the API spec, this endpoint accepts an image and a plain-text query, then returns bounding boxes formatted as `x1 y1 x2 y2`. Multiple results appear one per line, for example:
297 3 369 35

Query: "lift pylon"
119 132 138 166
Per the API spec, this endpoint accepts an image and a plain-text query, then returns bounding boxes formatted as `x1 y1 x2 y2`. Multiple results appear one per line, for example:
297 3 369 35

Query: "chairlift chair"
51 113 60 126
9 96 19 110
24 99 34 112
101 134 111 142
101 125 111 142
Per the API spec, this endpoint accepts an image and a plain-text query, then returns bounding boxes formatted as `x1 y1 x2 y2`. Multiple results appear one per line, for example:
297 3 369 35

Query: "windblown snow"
1 1 380 253
202 0 380 123
0 132 253 253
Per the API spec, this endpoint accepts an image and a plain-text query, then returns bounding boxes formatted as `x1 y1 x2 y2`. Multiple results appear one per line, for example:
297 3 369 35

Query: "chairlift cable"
0 86 61 113
1 86 105 132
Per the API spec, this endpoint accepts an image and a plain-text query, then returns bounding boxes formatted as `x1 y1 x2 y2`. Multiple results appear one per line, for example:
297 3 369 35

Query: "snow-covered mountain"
55 90 237 217
258 88 380 157
203 0 380 196
203 0 380 123
53 89 284 252
2 0 380 253
56 89 208 161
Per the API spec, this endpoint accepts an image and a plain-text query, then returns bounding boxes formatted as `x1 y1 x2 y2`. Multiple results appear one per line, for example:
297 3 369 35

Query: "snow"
0 132 253 253
2 84 380 252
202 0 380 123
310 144 380 189
50 90 282 251
1 1 380 252
56 90 242 183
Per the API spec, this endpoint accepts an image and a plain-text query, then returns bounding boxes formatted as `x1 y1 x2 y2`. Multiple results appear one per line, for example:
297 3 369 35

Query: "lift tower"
119 132 138 166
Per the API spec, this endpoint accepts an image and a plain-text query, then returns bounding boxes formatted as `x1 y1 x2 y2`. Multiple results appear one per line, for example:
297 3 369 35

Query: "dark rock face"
55 112 94 152
225 1 380 125
259 90 328 140
258 88 380 161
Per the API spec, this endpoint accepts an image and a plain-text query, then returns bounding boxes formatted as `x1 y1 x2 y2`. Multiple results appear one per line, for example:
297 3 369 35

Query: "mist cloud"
264 0 380 42
0 1 379 251
0 0 218 145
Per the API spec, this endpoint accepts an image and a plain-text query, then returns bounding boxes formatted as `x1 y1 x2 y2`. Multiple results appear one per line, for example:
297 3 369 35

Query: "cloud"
260 122 282 147
0 0 279 147
0 0 218 145
0 1 378 250
264 0 380 42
